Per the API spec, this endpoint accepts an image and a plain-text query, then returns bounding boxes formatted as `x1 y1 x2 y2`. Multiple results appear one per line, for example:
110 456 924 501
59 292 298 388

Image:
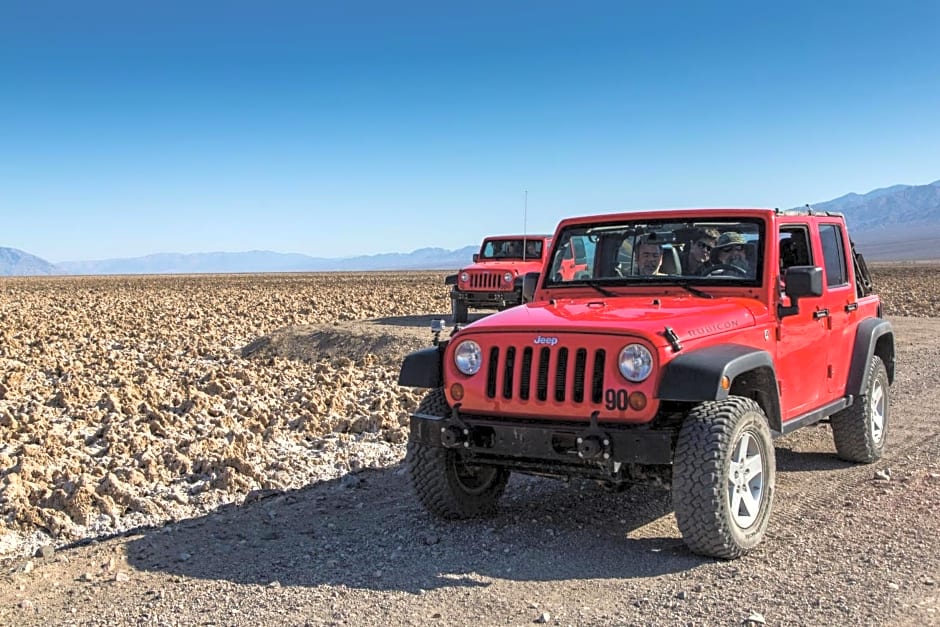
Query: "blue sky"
3 1 939 262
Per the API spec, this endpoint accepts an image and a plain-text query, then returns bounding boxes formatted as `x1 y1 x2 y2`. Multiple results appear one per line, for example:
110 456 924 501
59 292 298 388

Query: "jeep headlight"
503 272 513 283
618 344 652 382
460 272 470 283
454 340 483 375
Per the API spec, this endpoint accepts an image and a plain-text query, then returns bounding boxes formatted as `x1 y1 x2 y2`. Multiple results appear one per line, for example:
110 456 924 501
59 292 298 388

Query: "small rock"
924 577 936 586
78 572 94 582
676 590 688 600
694 583 705 593
267 580 281 587
534 611 551 624
423 535 440 546
743 612 766 626
37 544 55 560
887 582 900 591
114 572 130 583
19 599 34 610
874 469 891 481
341 474 361 489
21 560 34 574
178 552 192 562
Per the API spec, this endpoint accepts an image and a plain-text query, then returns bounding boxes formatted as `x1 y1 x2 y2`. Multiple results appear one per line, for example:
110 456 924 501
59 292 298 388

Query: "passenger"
680 228 719 275
634 235 664 276
524 239 541 259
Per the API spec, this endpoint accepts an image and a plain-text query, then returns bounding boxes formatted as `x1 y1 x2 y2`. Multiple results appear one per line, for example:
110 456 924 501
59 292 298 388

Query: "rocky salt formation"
0 272 447 557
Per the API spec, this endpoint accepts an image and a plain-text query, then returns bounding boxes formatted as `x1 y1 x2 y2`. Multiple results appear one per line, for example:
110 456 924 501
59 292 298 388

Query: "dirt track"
0 269 938 625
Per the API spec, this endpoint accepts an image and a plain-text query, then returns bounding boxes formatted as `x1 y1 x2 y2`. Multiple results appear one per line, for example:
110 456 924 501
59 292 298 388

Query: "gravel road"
0 315 937 626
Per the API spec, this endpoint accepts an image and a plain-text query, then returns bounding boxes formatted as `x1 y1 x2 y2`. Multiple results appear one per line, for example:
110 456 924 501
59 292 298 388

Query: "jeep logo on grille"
534 336 559 346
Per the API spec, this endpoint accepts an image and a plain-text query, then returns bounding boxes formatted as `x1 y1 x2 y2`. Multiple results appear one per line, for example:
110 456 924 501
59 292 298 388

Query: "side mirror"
785 266 823 299
472 253 480 262
522 272 540 303
778 266 823 317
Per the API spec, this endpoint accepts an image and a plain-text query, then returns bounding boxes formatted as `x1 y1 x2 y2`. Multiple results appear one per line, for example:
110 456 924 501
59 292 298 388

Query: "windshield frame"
479 237 545 261
543 217 766 289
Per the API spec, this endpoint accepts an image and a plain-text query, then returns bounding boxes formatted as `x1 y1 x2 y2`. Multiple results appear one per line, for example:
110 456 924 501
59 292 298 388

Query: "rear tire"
830 355 889 463
451 298 469 324
672 397 775 559
406 389 509 518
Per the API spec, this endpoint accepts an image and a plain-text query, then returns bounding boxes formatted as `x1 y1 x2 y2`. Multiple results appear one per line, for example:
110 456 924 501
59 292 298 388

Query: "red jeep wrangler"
446 235 554 324
401 208 894 559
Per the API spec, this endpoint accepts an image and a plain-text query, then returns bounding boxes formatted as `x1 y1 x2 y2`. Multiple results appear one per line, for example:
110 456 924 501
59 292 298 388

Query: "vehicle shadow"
125 465 702 593
370 312 490 328
775 447 853 473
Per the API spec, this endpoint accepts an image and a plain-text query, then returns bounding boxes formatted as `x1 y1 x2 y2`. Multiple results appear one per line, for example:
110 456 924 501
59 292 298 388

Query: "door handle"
845 302 858 312
813 308 830 320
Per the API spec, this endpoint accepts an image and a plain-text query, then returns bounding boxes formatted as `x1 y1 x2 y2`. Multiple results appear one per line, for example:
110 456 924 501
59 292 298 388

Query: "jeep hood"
457 296 764 346
461 260 543 273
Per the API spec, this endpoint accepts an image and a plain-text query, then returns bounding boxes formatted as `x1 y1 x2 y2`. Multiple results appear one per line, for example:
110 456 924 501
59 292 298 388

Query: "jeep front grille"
468 272 506 290
485 345 606 404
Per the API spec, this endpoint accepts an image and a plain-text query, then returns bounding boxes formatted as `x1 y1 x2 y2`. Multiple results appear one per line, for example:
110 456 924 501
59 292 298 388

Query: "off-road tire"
406 389 509 518
830 355 889 463
672 396 775 559
451 297 469 324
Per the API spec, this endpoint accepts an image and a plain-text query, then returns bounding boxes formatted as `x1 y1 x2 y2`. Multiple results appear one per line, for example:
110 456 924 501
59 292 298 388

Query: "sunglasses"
695 241 714 252
720 245 746 253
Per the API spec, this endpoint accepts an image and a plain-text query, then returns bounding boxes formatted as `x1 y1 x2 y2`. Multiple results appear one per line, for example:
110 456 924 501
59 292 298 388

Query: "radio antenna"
523 189 528 260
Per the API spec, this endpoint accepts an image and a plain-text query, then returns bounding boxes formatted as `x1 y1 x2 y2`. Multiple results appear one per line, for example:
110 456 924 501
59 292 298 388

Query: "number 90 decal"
604 388 630 411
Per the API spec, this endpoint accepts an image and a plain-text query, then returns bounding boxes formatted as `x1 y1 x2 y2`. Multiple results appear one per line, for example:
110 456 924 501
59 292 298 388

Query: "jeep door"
816 221 856 397
776 224 830 419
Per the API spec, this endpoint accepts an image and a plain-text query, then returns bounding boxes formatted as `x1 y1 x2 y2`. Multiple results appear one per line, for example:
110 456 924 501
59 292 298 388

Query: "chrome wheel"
727 430 765 530
870 378 886 445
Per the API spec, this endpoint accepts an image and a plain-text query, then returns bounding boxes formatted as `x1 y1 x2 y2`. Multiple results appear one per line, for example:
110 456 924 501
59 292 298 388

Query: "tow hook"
576 411 612 460
441 424 470 448
576 435 610 459
441 403 471 448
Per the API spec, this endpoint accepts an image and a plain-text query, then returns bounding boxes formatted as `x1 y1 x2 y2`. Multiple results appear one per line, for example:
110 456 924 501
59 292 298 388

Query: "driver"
703 232 753 276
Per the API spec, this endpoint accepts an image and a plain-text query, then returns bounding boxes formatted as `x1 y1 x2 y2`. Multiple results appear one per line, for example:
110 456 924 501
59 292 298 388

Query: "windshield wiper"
581 279 617 297
673 281 714 299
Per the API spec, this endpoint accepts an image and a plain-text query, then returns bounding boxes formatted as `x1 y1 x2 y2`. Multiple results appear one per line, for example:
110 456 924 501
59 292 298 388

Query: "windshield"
481 238 544 260
545 218 764 286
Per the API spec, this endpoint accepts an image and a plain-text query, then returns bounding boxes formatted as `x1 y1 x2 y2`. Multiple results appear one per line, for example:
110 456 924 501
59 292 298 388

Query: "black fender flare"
444 274 458 286
657 344 782 430
846 318 895 395
398 346 444 389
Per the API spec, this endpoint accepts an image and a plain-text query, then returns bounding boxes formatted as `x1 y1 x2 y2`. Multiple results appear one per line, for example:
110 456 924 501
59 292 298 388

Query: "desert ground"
0 265 938 625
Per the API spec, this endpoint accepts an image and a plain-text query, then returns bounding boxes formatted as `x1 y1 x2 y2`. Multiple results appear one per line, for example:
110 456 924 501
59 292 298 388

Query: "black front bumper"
452 288 523 310
410 410 675 472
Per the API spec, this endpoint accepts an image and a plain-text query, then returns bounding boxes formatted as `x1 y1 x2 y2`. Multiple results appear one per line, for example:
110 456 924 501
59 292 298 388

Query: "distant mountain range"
810 180 940 261
2 179 939 275
55 247 478 276
0 247 60 276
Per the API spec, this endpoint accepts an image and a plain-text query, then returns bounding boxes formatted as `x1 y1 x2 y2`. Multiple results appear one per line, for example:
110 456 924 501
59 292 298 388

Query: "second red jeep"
446 235 553 324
